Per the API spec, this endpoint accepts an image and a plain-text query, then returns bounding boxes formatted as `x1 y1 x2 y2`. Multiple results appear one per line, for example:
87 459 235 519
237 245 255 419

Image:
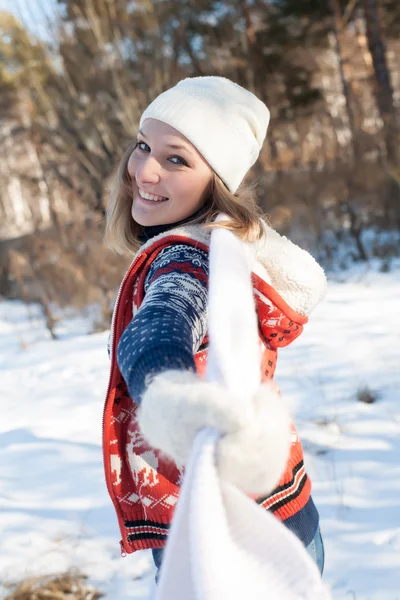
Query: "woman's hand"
138 370 291 496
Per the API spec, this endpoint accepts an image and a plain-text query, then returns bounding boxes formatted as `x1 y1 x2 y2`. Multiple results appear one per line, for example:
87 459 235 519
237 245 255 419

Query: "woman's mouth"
138 190 169 203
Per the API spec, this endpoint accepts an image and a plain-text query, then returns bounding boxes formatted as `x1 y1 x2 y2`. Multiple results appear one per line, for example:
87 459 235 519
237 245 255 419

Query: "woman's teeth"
140 191 168 202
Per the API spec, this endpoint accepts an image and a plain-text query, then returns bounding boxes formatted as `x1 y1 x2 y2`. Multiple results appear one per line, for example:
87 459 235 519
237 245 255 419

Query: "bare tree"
363 0 399 166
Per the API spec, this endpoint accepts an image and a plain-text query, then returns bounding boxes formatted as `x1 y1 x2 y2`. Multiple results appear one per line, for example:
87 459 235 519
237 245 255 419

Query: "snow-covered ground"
1 262 399 599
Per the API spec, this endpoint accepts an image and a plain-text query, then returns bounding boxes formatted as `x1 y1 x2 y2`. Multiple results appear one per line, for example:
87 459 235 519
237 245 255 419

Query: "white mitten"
138 369 291 496
218 380 291 495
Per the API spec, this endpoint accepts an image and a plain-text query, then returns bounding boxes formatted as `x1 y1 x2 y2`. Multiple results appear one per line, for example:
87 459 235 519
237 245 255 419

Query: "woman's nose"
135 157 161 185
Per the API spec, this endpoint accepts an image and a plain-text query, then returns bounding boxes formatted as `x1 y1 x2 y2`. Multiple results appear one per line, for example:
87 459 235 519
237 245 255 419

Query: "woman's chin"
131 200 168 227
132 213 157 227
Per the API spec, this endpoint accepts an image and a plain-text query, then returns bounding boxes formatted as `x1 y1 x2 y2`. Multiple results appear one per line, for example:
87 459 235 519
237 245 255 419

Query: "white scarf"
153 221 331 600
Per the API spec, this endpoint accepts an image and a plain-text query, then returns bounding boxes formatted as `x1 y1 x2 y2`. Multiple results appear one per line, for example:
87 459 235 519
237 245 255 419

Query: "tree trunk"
362 0 399 166
329 0 358 159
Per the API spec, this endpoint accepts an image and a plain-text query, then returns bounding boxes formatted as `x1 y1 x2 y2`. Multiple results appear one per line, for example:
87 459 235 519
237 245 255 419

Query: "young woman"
103 76 327 582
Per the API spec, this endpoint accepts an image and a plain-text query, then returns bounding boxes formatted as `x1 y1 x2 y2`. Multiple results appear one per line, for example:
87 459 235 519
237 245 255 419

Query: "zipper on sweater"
102 235 210 554
120 540 127 557
102 253 146 555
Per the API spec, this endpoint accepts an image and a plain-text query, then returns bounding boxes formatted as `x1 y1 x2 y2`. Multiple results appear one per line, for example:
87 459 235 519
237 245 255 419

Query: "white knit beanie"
139 76 270 193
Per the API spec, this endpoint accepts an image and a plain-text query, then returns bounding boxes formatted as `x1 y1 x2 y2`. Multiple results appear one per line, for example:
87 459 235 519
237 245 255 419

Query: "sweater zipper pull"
120 540 127 557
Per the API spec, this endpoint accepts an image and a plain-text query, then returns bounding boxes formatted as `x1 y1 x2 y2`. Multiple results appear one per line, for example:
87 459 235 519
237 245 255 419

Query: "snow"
1 263 400 599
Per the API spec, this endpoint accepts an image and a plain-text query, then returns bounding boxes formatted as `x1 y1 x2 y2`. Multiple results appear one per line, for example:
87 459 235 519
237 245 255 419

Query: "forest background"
0 0 399 334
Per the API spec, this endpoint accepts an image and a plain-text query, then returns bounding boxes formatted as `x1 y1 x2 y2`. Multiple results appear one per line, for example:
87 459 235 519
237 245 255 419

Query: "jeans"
152 547 164 585
152 526 325 583
305 527 325 575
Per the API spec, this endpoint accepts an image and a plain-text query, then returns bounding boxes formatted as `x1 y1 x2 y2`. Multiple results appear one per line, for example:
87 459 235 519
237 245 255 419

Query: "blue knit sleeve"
117 243 209 404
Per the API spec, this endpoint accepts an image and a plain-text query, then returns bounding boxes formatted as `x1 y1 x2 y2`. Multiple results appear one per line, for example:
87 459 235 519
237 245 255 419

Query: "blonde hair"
105 141 265 255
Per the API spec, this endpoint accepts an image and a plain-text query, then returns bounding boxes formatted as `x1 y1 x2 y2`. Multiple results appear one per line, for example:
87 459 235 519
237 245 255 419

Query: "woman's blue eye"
137 141 150 152
136 141 187 166
169 156 188 166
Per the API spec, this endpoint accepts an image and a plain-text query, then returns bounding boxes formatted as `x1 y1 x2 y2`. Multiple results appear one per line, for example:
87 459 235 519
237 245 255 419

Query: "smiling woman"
102 76 327 587
128 119 213 227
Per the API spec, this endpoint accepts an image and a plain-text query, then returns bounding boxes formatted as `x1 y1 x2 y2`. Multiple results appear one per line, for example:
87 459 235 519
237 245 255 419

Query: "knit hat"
139 76 270 193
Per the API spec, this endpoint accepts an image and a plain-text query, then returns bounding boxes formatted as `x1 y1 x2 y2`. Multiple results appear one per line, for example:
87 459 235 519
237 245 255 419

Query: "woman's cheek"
127 154 137 178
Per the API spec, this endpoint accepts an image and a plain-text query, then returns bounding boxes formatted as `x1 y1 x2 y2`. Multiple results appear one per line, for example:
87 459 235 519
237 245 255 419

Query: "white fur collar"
136 220 327 318
135 224 211 258
254 225 327 317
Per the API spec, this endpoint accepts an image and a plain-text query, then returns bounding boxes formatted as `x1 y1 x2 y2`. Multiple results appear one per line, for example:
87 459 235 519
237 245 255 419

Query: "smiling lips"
139 189 169 202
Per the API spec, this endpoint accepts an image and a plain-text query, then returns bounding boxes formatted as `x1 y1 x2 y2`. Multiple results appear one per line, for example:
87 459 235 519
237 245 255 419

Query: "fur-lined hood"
136 219 327 320
254 224 327 318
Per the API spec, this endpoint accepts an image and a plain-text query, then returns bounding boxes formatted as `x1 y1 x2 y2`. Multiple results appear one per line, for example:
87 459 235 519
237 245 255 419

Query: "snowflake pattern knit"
117 243 209 404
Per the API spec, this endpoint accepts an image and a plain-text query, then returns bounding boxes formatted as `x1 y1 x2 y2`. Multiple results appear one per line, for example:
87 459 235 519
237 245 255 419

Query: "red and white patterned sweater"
103 224 327 555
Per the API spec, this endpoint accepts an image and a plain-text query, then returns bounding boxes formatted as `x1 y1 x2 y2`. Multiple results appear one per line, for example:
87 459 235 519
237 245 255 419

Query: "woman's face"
128 119 212 227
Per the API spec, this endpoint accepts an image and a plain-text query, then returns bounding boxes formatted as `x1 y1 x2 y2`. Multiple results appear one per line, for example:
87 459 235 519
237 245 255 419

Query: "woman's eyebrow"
165 142 190 151
138 130 190 153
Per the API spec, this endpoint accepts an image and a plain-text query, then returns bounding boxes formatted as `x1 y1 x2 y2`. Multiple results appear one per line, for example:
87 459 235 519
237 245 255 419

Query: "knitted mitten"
138 371 291 496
